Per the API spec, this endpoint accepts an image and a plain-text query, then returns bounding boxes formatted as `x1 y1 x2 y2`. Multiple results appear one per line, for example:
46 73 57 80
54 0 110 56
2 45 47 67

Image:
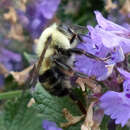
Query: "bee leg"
67 48 110 61
74 71 88 78
77 34 84 42
70 34 77 44
52 58 88 78
70 33 86 43
30 36 52 87
68 29 84 43
53 58 73 72
55 47 110 61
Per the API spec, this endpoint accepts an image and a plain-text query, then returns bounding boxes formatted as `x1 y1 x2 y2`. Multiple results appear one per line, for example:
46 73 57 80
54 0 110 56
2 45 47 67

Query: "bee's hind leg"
51 57 88 78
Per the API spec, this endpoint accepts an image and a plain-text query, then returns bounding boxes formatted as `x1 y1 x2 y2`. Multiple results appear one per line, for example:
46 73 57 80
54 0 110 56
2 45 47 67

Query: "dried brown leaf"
8 24 24 41
27 97 35 107
76 77 101 93
105 0 117 12
120 0 130 15
117 75 124 84
20 0 28 11
4 6 25 41
3 7 17 23
34 39 39 45
60 108 85 128
0 64 9 77
10 65 33 85
92 109 104 130
81 102 95 130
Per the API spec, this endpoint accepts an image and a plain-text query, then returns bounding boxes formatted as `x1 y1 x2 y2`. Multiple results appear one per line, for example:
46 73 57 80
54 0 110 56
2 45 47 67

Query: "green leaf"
4 75 19 91
0 83 83 130
0 112 6 130
0 90 22 100
32 83 83 130
3 92 32 130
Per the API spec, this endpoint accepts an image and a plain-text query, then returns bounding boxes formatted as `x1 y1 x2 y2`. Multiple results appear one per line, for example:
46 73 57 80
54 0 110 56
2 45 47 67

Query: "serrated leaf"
0 83 83 130
3 92 32 130
0 112 6 130
3 92 44 130
32 83 83 130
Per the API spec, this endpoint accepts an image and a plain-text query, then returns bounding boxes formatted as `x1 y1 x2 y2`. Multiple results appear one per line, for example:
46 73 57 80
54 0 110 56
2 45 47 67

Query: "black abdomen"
39 66 70 96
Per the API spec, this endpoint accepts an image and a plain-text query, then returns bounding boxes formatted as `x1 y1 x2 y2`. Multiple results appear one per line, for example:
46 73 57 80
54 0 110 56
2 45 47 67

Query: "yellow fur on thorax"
36 23 71 74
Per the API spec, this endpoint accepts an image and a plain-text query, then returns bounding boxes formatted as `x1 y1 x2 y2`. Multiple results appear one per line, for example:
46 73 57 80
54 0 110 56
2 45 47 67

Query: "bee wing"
67 23 88 34
65 23 89 43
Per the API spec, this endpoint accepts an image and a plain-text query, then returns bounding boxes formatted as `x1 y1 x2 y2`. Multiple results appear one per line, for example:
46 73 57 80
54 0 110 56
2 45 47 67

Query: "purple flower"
75 25 124 81
16 10 29 27
42 120 62 130
17 0 61 38
36 0 61 19
0 47 22 87
0 48 22 71
94 11 130 53
123 23 130 31
74 11 130 81
95 11 128 33
100 69 130 127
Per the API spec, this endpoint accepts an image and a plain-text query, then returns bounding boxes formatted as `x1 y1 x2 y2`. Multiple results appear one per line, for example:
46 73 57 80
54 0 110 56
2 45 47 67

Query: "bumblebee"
34 23 107 97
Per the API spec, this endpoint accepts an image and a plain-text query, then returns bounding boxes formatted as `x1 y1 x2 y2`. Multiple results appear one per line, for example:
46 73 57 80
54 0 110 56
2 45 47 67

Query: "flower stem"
0 90 22 100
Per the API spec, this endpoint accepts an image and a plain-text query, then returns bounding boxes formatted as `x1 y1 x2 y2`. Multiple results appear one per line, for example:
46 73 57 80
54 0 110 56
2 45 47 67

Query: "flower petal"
100 91 130 127
94 11 128 33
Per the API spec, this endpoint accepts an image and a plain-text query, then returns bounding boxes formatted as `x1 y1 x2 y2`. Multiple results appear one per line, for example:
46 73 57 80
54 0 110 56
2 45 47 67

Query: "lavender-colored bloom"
123 23 130 31
95 11 128 33
0 48 22 71
42 120 62 130
100 69 130 127
37 0 61 19
16 10 29 27
94 11 130 53
0 48 22 87
75 25 124 81
87 25 125 63
75 11 130 80
100 84 130 127
17 0 60 38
